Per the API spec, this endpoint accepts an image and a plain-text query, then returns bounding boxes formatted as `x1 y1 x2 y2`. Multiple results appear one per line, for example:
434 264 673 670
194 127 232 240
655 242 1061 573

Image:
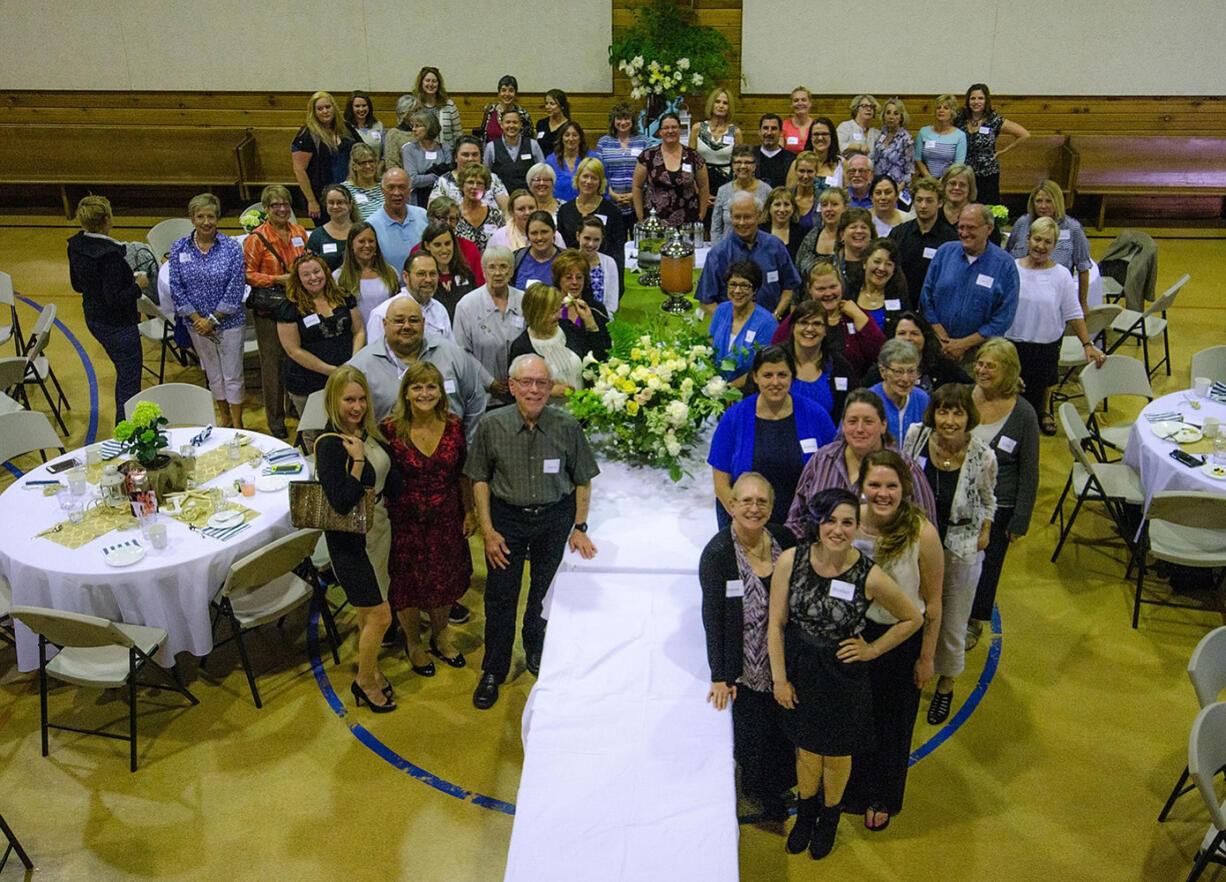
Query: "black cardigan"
699 523 797 686
556 197 627 278
66 231 141 327
508 304 611 367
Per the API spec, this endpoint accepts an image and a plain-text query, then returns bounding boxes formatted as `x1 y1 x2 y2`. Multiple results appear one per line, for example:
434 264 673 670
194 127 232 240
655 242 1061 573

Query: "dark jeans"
971 506 1015 622
251 311 286 434
482 494 576 681
86 319 142 424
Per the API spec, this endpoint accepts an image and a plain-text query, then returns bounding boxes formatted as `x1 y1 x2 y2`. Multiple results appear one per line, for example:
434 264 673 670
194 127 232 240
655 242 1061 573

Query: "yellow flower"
626 400 640 416
617 379 637 394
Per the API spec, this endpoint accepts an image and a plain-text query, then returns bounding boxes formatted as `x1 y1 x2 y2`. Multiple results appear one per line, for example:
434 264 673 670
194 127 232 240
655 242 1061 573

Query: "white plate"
1151 421 1203 444
255 474 290 493
208 510 244 529
1202 463 1226 481
104 544 146 567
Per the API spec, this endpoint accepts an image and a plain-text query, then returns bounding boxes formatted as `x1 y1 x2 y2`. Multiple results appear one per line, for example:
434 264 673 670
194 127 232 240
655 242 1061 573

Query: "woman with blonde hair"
335 221 400 327
1005 179 1093 310
837 95 881 158
915 95 966 181
870 98 915 201
342 142 384 220
689 88 742 208
782 86 814 154
508 282 609 400
556 157 626 276
317 365 396 712
291 90 356 221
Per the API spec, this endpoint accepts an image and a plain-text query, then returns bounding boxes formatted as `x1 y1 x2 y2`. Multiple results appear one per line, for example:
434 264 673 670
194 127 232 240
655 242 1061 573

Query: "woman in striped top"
915 95 967 181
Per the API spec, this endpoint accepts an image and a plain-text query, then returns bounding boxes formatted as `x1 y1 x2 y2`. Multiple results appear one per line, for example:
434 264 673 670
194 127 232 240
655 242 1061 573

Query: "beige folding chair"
295 390 328 455
136 295 191 384
1159 627 1226 822
1079 354 1154 461
125 382 215 426
1191 345 1226 387
206 528 338 708
146 218 194 263
1049 403 1144 563
0 270 25 356
10 605 199 772
1131 492 1226 628
0 410 66 466
1050 304 1122 411
1186 702 1226 882
0 575 12 648
18 303 70 434
1106 273 1189 378
0 356 25 415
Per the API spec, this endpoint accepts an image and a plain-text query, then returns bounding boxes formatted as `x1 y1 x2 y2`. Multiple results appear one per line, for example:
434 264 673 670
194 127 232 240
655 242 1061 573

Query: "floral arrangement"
566 314 741 481
114 401 170 466
239 207 266 233
986 204 1009 229
608 0 732 102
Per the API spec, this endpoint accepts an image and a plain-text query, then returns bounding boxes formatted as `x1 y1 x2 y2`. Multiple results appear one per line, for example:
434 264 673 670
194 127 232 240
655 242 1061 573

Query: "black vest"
491 137 536 192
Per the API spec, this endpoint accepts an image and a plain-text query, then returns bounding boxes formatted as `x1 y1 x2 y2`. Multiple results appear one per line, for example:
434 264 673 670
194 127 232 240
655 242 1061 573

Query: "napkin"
102 539 142 555
190 425 214 446
100 439 125 459
264 448 300 464
1144 411 1183 422
200 522 250 542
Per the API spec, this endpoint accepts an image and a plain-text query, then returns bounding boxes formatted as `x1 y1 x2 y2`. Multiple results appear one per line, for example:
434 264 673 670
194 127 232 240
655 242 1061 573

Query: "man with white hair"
696 190 801 319
844 154 875 208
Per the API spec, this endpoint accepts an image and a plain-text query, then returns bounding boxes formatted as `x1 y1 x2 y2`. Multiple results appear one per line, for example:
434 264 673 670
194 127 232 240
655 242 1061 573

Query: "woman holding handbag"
314 365 397 712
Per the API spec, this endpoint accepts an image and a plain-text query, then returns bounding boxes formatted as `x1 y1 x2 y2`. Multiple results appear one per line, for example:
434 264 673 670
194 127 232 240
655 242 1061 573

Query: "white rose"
692 73 704 86
677 58 690 70
666 400 689 427
703 376 727 398
616 363 631 377
633 55 644 67
664 433 682 457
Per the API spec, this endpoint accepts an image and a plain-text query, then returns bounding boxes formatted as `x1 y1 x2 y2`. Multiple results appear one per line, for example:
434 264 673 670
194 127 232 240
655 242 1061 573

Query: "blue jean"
86 320 142 424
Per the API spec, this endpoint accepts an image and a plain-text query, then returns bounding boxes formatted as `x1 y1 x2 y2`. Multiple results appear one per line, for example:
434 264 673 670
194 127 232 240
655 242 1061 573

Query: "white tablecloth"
504 570 738 882
1 427 310 671
1123 391 1226 505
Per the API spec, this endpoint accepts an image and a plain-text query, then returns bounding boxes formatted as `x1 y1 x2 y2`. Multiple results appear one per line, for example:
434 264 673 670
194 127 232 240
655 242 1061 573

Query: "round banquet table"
0 427 312 672
1122 389 1226 506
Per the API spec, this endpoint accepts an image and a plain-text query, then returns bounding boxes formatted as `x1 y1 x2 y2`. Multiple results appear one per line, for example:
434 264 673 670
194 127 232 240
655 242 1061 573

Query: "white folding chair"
1079 354 1154 461
1159 627 1226 822
206 528 338 708
1106 274 1189 378
18 303 70 435
145 218 194 263
1049 403 1144 563
1191 345 1226 387
1186 702 1226 882
0 356 27 415
125 383 215 426
10 605 199 772
136 295 182 385
1050 304 1122 410
0 575 12 647
0 410 66 466
1131 492 1226 629
295 390 328 454
0 270 25 356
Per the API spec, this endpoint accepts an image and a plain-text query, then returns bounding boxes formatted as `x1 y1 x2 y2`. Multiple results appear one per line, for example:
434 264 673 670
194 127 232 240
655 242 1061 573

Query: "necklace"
929 435 964 469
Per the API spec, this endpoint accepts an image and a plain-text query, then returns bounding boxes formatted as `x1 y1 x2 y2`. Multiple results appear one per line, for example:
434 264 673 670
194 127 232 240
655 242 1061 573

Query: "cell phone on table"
1169 449 1204 468
267 463 303 475
46 457 81 474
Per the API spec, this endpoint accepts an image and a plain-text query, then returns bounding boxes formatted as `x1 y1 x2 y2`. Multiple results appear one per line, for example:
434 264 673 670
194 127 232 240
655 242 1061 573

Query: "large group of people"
63 74 1105 860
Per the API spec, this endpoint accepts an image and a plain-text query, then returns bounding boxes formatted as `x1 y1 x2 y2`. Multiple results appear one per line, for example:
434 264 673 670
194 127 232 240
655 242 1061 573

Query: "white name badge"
766 270 779 284
924 140 937 149
354 192 369 203
322 243 338 254
722 134 734 145
630 147 643 157
681 163 693 174
291 237 304 247
979 126 991 134
825 176 837 185
829 579 856 601
922 246 937 259
425 150 438 160
976 273 994 288
885 298 901 311
1059 229 1071 240
725 579 745 598
595 213 607 224
520 153 532 160
745 330 757 343
178 252 191 263
444 379 457 394
543 458 560 474
997 435 1017 453
786 136 799 145
302 313 321 328
510 315 524 328
852 131 863 141
846 323 856 335
370 131 382 142
483 224 497 234
800 437 818 454
916 455 928 469
835 376 848 390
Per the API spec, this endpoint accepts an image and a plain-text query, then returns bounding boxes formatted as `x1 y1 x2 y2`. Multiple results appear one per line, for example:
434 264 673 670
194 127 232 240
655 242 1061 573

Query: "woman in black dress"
700 472 797 821
768 488 921 860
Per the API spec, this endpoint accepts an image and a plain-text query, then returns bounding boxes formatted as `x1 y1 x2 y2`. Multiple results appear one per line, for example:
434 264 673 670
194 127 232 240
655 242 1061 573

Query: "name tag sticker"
722 134 734 144
322 243 338 253
291 237 304 247
852 131 863 141
595 213 607 224
510 315 524 328
354 192 369 203
800 437 818 454
520 153 532 160
825 176 837 185
766 270 779 283
302 313 321 328
681 163 693 174
786 136 799 145
543 458 560 474
178 252 191 263
924 140 937 149
922 246 937 259
1059 229 1071 240
846 323 856 335
425 151 438 160
370 131 381 141
745 330 756 343
725 579 745 598
997 435 1017 453
829 579 856 601
885 298 901 310
444 379 457 394
835 377 848 390
979 126 991 134
917 455 928 469
976 273 994 288
630 147 643 157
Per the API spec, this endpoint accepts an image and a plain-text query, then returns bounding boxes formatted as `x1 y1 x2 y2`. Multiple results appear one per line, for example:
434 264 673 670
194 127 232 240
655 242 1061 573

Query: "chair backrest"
124 383 215 426
1083 304 1122 339
1189 627 1226 709
1148 492 1226 533
1191 345 1226 386
1058 403 1098 470
297 390 328 433
10 605 137 649
0 355 25 390
221 528 323 596
29 301 56 338
1189 701 1226 833
1138 273 1189 320
1080 354 1154 412
146 218 195 262
0 269 13 307
0 410 64 463
136 295 169 322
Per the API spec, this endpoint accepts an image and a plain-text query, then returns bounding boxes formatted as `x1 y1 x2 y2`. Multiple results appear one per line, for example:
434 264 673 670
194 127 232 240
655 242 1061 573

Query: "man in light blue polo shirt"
920 203 1019 362
696 191 800 319
368 167 428 274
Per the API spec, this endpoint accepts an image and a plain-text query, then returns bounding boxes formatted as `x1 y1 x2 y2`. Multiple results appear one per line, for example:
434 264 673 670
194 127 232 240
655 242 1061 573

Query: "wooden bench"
1071 135 1226 228
999 134 1078 202
0 124 255 217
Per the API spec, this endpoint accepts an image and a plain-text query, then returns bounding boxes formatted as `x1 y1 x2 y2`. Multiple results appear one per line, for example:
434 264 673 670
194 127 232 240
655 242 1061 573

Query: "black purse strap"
252 229 292 274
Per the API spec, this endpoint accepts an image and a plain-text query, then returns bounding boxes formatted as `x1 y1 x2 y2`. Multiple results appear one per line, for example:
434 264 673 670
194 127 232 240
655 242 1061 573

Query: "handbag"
247 230 293 318
288 433 375 534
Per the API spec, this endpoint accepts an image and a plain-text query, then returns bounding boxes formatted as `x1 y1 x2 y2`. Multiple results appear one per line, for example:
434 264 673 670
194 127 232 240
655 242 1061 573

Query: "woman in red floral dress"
382 361 477 676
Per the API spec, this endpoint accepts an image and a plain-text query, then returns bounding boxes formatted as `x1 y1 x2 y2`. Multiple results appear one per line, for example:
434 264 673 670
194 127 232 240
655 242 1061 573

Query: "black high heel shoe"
429 636 467 669
407 646 436 677
352 680 396 713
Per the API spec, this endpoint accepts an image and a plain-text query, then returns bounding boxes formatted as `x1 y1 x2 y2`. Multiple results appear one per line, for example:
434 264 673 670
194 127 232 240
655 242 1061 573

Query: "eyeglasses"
726 281 755 290
734 497 771 509
267 202 290 209
858 103 875 110
387 316 423 326
511 377 551 389
884 366 919 377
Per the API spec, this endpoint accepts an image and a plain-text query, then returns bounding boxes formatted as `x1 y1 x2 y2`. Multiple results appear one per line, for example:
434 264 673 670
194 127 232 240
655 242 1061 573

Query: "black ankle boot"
785 795 819 854
808 802 843 859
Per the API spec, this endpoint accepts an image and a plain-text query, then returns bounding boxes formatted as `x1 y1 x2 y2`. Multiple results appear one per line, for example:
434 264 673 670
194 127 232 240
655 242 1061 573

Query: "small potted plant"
114 401 187 495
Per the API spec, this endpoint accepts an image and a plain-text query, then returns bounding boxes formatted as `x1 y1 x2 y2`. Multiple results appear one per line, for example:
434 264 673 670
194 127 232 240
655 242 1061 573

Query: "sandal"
965 619 984 651
865 803 891 832
1040 413 1057 436
927 690 954 725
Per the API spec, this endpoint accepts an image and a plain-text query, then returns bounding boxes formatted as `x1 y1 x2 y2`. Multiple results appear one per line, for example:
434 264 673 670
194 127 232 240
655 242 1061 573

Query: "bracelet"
352 459 365 464
1082 341 1094 348
207 313 221 327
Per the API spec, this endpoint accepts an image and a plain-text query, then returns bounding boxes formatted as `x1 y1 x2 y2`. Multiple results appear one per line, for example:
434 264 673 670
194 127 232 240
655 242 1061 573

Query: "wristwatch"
572 522 588 533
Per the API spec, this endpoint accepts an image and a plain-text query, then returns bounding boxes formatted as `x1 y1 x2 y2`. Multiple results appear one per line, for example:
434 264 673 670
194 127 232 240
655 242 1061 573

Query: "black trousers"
481 494 576 681
971 506 1015 622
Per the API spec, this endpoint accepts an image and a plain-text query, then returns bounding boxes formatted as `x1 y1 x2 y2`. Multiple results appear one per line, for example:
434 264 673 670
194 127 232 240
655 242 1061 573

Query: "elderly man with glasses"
844 154 876 208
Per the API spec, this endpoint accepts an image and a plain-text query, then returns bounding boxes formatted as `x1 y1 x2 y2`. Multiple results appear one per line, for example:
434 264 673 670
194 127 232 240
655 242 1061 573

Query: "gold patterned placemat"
37 502 138 550
162 491 259 529
194 443 262 484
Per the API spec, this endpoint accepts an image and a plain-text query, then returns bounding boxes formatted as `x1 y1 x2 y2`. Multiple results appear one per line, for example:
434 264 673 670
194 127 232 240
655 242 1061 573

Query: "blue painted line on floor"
2 462 20 478
306 602 516 815
15 294 99 445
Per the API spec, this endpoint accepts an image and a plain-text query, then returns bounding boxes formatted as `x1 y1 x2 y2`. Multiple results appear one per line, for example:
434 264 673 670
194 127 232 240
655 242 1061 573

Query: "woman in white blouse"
334 222 401 329
837 95 881 158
